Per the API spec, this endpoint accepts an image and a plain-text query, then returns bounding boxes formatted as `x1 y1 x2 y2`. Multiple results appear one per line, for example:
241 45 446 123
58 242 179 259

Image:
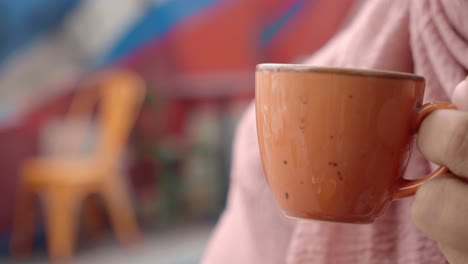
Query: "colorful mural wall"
0 0 356 242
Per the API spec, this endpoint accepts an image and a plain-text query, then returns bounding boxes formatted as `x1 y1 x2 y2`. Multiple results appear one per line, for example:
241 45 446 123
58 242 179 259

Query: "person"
202 0 468 263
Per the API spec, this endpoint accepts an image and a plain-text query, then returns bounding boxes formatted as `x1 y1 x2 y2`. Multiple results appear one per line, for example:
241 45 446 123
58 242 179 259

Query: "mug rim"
256 63 425 81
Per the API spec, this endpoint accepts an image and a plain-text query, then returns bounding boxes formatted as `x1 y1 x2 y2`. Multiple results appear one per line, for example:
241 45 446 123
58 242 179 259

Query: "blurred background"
0 0 358 263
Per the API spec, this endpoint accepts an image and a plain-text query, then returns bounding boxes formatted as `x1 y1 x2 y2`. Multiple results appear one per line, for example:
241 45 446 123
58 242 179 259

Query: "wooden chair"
10 68 145 261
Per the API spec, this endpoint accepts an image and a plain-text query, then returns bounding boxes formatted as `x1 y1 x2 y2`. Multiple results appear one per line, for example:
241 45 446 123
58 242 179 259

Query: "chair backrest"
94 69 146 166
64 69 145 166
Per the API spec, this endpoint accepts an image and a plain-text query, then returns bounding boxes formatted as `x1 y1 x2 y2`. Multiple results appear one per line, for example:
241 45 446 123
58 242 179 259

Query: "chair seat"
22 157 103 186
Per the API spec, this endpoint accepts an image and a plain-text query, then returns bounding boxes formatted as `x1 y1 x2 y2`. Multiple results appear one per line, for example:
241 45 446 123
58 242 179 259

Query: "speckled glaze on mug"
255 63 455 224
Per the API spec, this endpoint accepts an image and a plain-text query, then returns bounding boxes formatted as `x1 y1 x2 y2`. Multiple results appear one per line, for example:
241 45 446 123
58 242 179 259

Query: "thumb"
451 77 468 111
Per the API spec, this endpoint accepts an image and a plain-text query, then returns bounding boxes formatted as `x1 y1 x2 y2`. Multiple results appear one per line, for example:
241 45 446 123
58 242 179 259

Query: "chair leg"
43 187 80 261
10 184 37 258
102 177 141 247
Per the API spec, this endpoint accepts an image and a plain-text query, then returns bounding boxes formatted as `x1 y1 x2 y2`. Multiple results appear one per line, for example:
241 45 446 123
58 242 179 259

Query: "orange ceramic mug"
255 63 456 224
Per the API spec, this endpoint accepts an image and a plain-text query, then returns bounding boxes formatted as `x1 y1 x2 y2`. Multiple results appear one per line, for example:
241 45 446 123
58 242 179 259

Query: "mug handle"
393 102 457 199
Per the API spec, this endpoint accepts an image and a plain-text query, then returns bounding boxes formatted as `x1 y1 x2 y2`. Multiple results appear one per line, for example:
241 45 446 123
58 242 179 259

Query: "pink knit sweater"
203 0 468 263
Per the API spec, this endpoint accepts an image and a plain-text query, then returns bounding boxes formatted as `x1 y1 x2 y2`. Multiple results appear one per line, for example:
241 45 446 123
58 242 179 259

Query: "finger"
417 109 468 178
439 243 468 264
452 77 468 111
411 175 468 252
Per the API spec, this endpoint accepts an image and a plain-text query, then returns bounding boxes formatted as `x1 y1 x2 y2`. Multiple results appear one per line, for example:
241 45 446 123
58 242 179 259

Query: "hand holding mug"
411 78 468 264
